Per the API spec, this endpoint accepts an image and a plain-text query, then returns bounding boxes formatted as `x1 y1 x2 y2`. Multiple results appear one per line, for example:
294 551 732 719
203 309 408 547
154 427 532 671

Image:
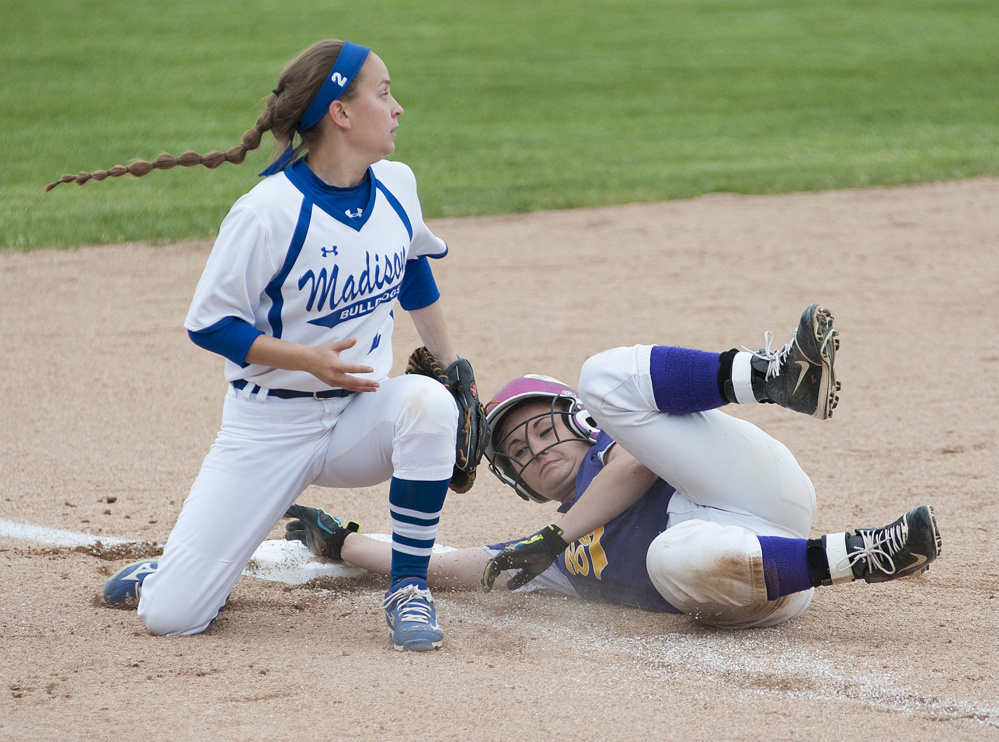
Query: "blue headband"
260 41 371 176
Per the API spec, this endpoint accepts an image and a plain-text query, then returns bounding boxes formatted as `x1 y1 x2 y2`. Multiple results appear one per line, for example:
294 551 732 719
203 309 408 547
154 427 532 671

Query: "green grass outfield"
3 0 998 249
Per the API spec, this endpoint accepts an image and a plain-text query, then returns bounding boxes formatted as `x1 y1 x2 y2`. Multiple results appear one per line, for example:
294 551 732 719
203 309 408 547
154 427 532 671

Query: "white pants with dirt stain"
578 345 816 629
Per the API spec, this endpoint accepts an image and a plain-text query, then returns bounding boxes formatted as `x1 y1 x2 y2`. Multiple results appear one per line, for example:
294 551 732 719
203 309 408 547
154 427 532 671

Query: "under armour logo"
321 246 339 257
345 208 364 219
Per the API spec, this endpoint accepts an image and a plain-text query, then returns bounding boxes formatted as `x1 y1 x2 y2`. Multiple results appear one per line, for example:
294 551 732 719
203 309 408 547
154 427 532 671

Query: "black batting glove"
284 504 360 562
481 524 569 592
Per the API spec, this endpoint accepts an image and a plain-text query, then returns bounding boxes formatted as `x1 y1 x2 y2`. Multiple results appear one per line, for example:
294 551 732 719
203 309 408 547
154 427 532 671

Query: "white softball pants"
578 345 816 629
137 374 457 636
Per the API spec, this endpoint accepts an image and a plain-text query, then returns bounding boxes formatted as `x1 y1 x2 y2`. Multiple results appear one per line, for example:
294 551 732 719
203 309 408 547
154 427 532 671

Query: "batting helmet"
484 374 600 502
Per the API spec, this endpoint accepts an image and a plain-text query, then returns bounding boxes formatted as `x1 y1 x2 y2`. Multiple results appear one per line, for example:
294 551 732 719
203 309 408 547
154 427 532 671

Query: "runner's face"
498 400 590 503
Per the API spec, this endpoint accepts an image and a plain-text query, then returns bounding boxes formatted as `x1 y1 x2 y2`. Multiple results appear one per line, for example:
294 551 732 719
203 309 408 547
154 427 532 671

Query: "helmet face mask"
484 375 600 503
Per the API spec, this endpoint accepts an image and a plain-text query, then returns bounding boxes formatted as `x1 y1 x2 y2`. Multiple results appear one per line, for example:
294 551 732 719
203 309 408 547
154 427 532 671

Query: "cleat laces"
745 331 793 381
840 519 910 578
382 583 434 624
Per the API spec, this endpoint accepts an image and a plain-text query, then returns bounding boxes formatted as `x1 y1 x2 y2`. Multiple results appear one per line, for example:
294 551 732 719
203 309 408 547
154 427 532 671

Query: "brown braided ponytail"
45 40 356 193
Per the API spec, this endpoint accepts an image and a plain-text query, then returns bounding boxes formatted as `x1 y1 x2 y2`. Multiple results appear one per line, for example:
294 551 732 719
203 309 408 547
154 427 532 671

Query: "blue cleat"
104 559 158 605
382 577 443 652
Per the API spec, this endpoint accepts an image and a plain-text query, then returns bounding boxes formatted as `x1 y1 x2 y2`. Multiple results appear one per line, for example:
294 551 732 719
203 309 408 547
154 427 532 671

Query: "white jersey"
185 159 447 391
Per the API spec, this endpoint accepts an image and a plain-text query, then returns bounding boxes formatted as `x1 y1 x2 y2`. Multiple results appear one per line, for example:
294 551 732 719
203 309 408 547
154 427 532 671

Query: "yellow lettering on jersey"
567 540 589 576
563 526 608 580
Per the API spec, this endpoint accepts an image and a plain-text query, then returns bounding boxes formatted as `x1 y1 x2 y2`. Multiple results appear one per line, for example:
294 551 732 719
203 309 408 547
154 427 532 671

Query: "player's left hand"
405 347 489 493
283 505 360 561
481 524 569 592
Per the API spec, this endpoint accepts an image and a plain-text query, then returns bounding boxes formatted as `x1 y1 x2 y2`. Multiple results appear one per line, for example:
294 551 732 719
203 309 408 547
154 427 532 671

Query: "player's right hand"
481 524 569 592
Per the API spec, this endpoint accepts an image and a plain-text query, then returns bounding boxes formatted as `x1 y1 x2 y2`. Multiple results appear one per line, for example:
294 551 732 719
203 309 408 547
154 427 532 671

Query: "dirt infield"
2 178 998 741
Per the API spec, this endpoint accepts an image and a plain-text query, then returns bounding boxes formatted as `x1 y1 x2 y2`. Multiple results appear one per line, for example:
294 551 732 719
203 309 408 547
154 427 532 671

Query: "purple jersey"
492 431 680 613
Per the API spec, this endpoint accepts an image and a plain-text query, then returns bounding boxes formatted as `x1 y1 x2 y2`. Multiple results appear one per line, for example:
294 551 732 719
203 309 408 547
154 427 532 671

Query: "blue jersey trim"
285 161 375 231
398 256 440 311
265 199 313 338
374 181 413 240
188 317 263 366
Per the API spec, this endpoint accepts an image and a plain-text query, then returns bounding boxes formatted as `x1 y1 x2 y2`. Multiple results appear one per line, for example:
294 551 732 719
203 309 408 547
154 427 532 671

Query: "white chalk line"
0 519 133 548
5 518 996 728
438 592 999 729
0 518 450 585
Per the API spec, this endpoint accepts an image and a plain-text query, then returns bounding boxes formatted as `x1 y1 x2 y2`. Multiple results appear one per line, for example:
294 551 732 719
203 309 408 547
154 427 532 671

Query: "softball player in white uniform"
68 40 474 651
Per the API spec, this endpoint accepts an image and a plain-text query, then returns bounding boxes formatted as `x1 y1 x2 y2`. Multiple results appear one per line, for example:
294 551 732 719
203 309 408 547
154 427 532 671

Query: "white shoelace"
382 583 434 624
839 519 909 578
743 331 793 381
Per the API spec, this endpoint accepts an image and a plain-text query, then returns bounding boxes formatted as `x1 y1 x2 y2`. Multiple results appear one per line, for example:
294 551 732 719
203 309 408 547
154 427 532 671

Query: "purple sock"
758 536 814 600
649 346 727 414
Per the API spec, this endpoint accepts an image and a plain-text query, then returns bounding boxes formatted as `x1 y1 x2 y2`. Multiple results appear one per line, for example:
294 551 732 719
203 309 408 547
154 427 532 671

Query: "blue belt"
231 379 355 400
